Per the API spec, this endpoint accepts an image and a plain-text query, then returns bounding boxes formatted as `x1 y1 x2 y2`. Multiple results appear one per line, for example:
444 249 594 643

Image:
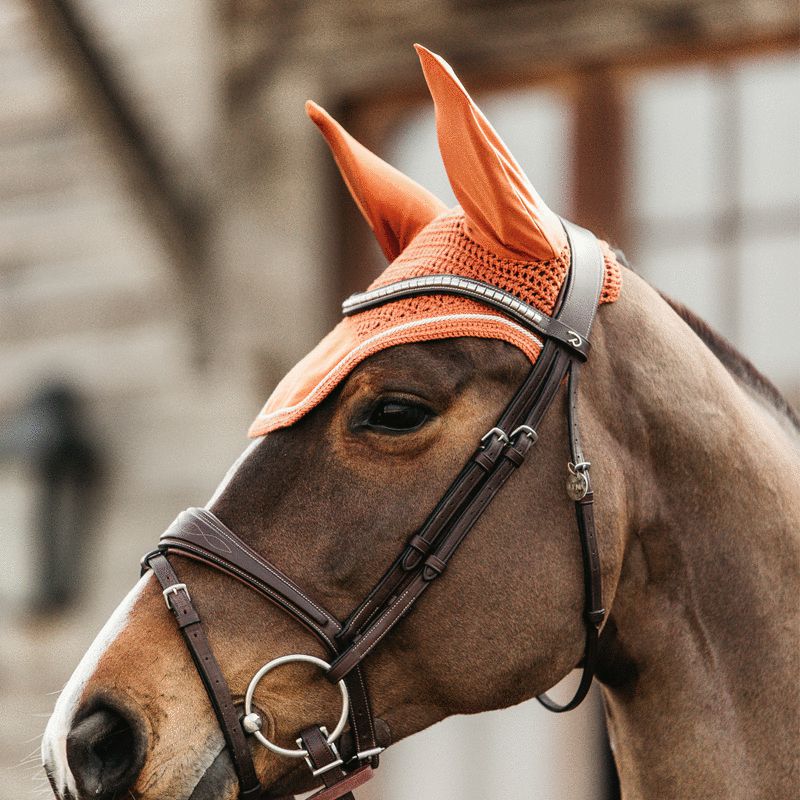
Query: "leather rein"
141 218 606 799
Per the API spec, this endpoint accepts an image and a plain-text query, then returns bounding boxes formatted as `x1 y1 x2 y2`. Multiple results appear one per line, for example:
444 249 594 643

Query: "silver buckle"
162 583 190 609
298 727 344 776
480 427 509 449
510 425 538 443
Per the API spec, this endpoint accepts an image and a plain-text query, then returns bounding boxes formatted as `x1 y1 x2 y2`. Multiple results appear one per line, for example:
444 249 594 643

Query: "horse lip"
186 750 307 800
43 764 69 800
187 748 234 800
184 703 288 800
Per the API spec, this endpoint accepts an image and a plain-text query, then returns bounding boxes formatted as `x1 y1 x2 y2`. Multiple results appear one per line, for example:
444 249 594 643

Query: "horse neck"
595 272 800 799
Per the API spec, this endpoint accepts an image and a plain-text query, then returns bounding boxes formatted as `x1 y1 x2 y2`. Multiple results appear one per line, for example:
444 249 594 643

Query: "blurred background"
0 1 797 798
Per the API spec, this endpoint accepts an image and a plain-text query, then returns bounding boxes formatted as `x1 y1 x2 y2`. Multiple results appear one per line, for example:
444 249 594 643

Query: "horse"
42 45 800 800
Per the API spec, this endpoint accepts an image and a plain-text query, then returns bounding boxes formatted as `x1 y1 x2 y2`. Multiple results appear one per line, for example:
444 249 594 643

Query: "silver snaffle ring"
242 653 349 758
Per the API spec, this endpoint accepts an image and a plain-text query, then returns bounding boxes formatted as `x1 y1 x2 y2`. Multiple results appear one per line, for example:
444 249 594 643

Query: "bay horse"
42 46 799 800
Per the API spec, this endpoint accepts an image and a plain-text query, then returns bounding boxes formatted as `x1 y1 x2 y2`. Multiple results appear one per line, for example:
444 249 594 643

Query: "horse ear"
415 45 567 262
306 101 447 262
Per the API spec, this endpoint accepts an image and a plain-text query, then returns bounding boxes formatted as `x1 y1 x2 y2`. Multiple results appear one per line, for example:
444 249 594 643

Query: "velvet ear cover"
306 46 567 265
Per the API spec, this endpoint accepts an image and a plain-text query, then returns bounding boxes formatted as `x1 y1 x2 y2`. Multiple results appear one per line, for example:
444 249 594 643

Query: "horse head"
46 43 798 800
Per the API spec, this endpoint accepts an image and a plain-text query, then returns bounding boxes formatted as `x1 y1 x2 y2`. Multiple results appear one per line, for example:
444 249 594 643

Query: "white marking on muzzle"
42 574 151 798
42 437 264 796
206 436 264 509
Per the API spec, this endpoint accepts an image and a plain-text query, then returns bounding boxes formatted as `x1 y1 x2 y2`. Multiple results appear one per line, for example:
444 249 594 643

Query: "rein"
141 218 606 799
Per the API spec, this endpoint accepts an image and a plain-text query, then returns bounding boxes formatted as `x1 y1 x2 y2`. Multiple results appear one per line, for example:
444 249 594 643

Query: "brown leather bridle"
141 218 606 800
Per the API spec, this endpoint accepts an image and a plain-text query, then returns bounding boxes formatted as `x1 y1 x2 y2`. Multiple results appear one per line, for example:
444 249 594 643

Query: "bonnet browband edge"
341 218 601 361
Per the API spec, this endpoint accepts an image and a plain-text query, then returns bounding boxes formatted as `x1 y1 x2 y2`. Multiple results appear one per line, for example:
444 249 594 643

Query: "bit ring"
243 654 349 758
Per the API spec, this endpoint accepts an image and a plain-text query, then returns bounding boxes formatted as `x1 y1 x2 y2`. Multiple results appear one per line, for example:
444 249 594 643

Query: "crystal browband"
342 274 590 359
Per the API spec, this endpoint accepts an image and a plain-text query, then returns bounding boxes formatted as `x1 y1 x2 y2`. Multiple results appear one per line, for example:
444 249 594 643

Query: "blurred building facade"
0 1 797 798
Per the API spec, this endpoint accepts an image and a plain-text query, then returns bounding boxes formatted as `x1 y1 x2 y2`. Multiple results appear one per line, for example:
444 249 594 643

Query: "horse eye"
366 400 430 432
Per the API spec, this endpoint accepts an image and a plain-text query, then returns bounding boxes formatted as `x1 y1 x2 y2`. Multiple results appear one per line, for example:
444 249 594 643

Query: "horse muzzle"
46 696 147 800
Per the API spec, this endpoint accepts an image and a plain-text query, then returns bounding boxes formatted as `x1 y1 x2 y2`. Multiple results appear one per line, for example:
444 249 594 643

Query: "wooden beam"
226 0 799 106
572 69 628 247
25 0 211 361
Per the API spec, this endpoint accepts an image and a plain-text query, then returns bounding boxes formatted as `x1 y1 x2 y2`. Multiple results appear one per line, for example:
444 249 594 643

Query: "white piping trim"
253 313 542 425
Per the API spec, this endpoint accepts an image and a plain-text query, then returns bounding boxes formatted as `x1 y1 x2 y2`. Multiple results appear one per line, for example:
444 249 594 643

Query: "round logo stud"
566 472 587 501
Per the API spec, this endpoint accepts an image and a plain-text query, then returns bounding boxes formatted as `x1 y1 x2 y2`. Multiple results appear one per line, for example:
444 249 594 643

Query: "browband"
343 274 590 359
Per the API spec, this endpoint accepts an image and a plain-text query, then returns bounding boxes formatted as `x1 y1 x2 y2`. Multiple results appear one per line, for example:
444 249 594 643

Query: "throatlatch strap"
146 553 264 799
534 221 606 711
535 365 604 712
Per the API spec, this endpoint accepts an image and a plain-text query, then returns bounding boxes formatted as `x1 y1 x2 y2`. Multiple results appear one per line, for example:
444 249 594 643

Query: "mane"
661 294 800 431
612 250 800 432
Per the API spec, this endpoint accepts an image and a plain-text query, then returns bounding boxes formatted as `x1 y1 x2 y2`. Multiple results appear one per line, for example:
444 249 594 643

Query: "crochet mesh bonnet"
249 47 621 437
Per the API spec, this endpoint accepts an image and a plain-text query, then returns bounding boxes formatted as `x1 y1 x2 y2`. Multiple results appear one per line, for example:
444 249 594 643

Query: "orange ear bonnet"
249 48 621 438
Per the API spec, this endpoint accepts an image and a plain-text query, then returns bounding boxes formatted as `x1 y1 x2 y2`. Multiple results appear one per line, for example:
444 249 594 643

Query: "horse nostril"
66 701 146 800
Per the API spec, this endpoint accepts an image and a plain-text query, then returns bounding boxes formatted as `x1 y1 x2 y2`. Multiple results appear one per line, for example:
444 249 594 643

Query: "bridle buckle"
510 425 538 443
162 583 190 609
480 427 509 449
298 727 344 776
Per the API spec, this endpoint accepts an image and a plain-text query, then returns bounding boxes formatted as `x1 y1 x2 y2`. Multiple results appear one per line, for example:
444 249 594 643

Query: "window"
628 53 800 394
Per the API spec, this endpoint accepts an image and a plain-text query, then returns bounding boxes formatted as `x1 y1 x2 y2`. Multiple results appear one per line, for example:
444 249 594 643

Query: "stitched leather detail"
148 554 263 798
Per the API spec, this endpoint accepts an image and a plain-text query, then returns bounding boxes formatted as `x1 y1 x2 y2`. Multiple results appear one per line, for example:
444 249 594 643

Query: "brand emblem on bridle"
567 330 583 348
566 462 590 502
